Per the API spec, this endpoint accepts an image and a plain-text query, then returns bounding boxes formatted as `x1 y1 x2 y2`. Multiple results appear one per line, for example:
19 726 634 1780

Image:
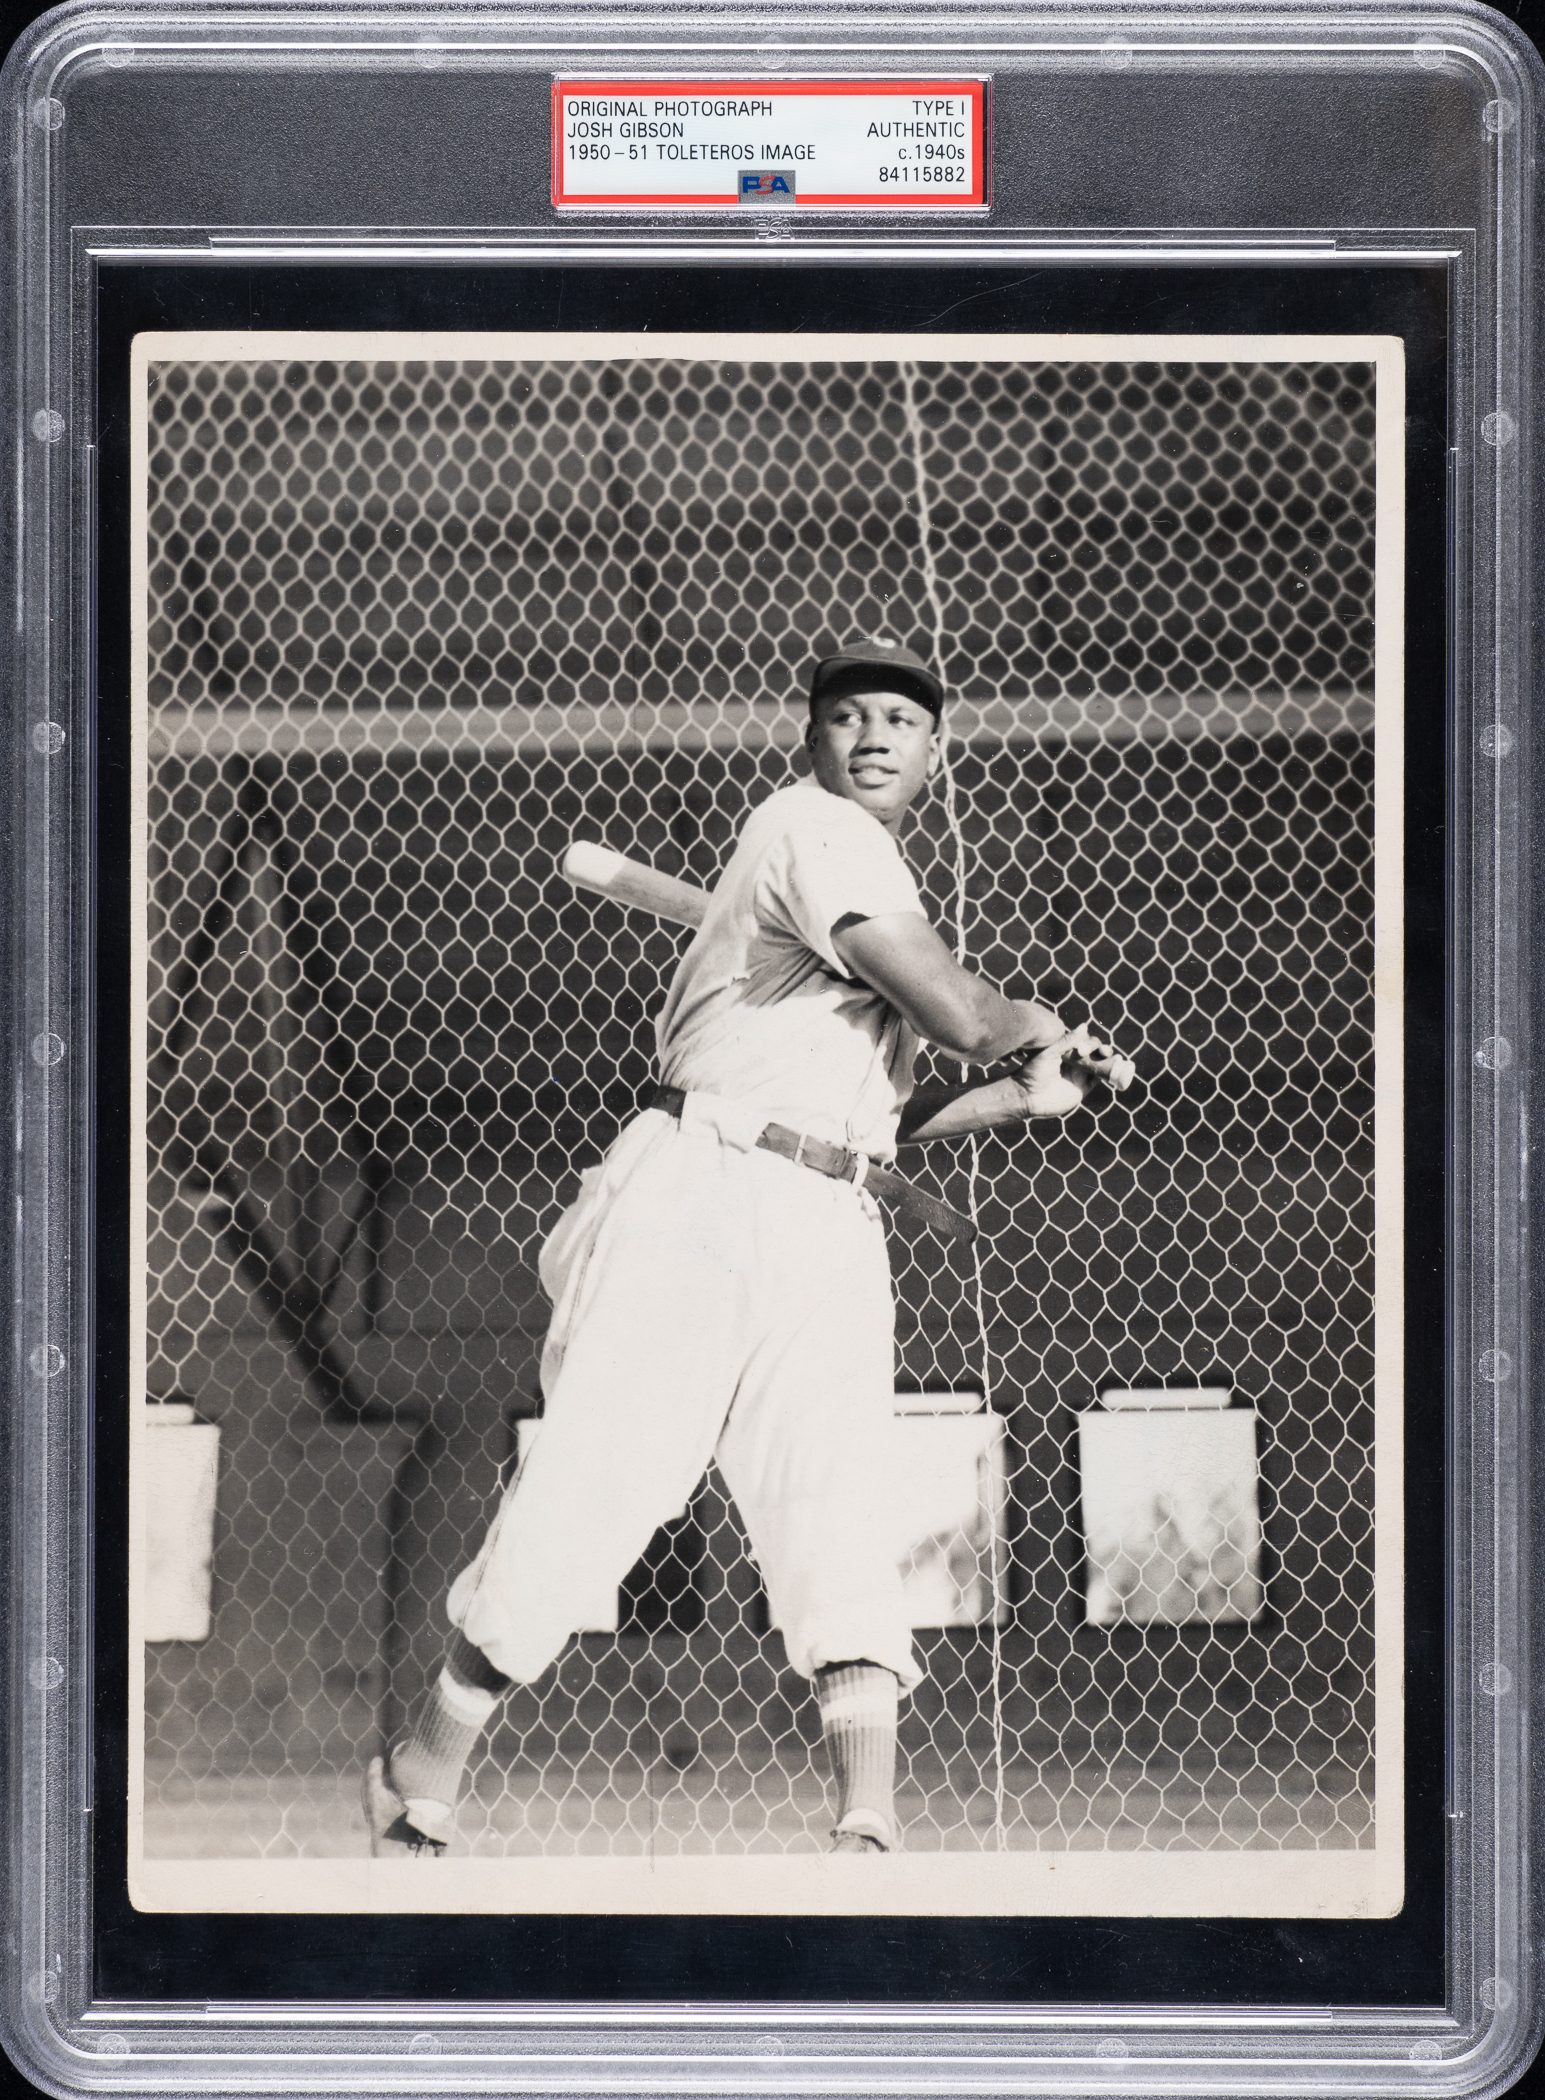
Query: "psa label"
739 170 795 202
552 78 986 208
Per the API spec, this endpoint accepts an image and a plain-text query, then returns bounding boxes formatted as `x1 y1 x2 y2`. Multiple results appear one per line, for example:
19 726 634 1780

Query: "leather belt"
649 1084 977 1245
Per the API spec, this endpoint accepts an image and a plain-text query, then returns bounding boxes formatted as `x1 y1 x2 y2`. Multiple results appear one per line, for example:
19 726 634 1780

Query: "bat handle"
1067 1046 1137 1093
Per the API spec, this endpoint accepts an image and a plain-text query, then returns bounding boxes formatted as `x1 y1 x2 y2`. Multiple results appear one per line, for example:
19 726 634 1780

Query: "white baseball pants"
447 1096 920 1691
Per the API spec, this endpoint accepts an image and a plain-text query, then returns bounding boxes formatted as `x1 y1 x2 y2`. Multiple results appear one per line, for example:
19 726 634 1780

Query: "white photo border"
127 329 1405 1920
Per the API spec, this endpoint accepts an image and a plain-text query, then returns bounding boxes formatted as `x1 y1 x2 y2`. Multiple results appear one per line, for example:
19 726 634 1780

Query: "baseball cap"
809 635 944 718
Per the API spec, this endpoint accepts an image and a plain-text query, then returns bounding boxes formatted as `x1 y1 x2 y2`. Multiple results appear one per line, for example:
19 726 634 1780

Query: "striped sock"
816 1660 899 1849
388 1631 511 1829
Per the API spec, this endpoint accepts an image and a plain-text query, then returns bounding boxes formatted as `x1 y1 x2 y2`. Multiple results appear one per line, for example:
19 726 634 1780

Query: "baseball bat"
561 841 709 929
561 840 1135 1091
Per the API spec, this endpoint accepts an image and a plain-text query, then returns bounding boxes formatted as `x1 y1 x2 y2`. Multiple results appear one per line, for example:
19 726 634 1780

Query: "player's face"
805 686 942 832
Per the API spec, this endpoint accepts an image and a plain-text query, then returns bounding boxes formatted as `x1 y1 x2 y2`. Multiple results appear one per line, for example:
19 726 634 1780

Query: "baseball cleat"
830 1808 894 1855
362 1754 450 1858
830 1829 888 1855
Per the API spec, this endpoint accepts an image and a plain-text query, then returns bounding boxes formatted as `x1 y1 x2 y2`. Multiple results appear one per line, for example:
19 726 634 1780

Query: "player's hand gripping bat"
562 841 1137 1096
1005 1024 1135 1118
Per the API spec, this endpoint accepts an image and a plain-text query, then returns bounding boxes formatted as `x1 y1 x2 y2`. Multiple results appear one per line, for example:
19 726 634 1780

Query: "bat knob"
1108 1055 1136 1093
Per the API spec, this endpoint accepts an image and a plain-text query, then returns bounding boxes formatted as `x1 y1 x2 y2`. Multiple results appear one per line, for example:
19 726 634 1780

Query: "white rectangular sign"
553 78 987 208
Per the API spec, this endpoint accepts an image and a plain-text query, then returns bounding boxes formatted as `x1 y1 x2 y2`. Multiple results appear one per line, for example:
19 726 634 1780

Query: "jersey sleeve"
760 793 928 976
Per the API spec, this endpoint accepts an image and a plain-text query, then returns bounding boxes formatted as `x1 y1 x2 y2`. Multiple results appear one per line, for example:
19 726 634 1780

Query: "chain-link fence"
140 348 1377 1860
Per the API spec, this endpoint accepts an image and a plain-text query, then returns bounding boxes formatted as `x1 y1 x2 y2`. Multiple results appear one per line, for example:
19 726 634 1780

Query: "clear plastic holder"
0 3 1538 2093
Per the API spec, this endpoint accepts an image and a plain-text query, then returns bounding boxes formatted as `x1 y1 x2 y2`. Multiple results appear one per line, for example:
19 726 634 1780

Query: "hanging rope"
902 361 1009 1851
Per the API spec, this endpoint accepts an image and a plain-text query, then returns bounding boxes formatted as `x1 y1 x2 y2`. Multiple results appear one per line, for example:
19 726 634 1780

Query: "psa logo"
739 170 796 202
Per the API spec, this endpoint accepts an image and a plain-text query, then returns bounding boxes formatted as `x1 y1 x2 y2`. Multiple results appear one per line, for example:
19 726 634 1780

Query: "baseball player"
364 635 1120 1859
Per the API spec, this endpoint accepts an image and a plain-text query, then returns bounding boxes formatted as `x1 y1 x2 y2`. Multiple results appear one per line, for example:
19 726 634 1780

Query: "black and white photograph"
128 328 1403 1918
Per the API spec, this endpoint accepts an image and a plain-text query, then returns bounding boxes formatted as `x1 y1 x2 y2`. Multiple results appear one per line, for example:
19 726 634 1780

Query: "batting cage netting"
140 348 1378 1860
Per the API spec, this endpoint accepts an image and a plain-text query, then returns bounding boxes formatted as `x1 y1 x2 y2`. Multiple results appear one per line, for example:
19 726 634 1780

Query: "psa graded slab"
0 5 1539 2099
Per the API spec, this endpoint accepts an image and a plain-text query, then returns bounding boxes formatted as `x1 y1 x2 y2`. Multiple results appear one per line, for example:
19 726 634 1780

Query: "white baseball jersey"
448 779 925 1692
656 781 928 1158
